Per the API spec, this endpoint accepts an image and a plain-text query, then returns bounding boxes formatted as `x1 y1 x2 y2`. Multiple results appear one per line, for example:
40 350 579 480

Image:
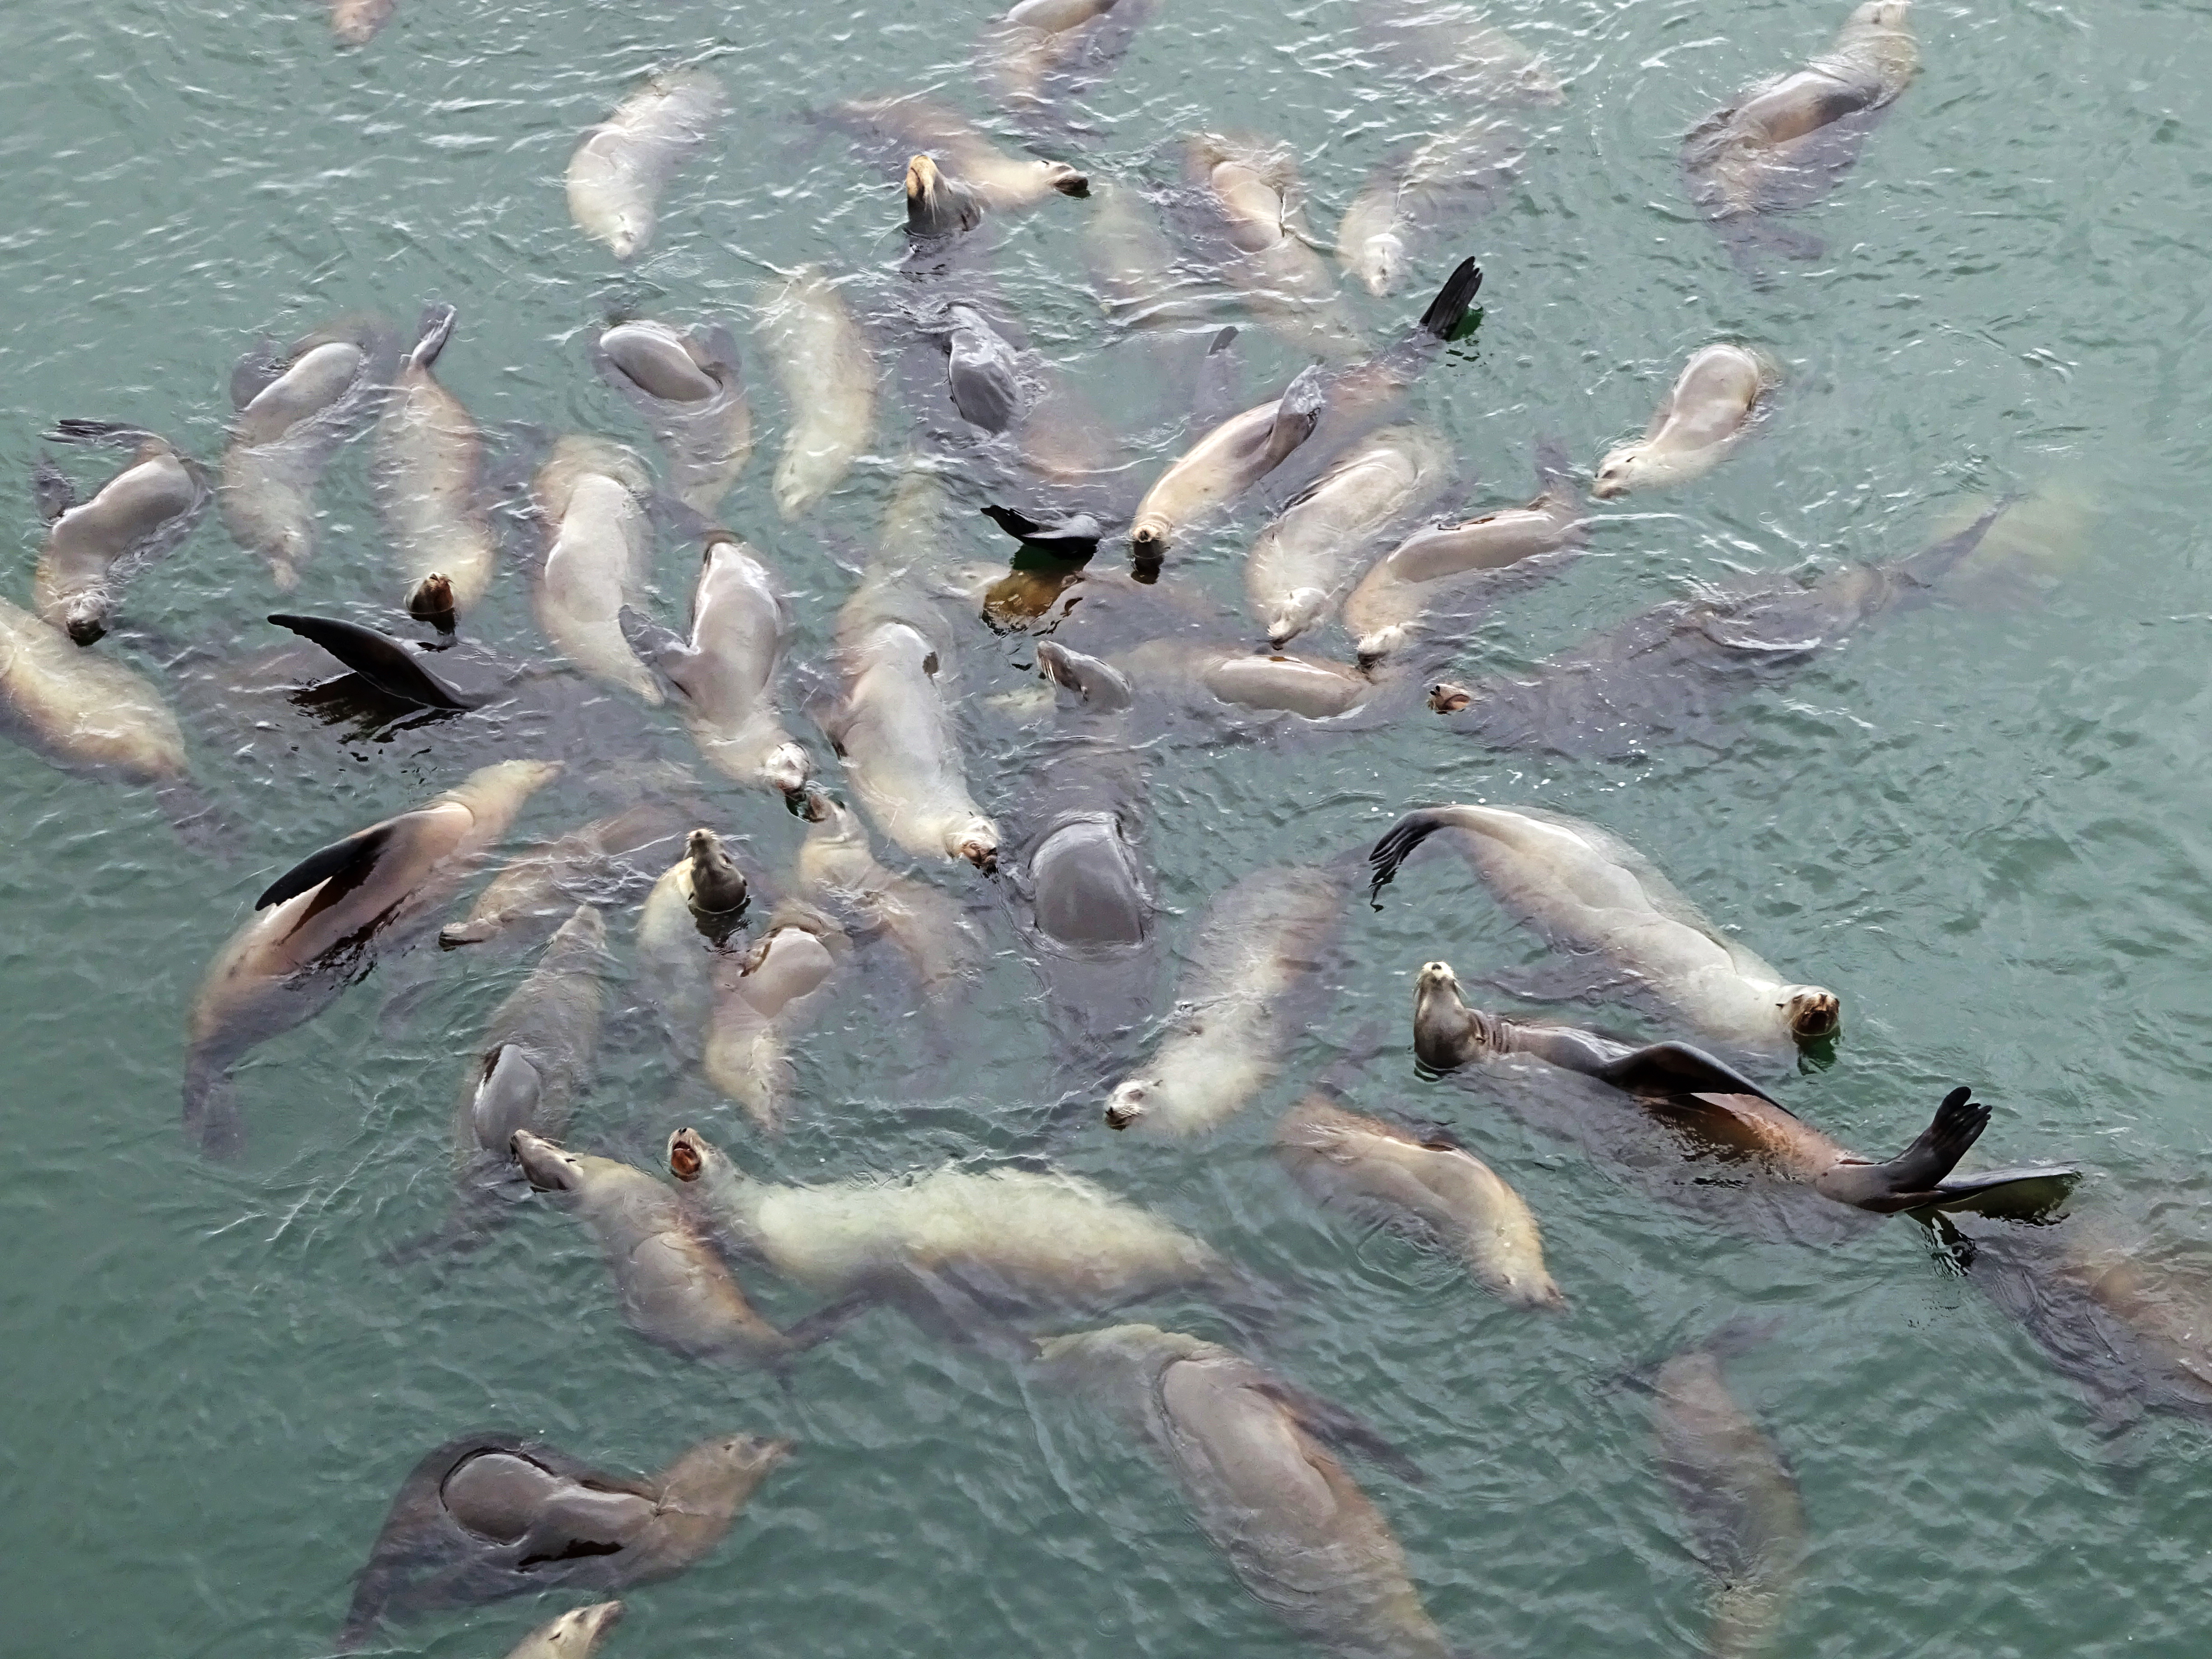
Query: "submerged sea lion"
593 318 752 513
1646 1327 1806 1659
441 800 687 950
1345 442 1585 668
510 1130 806 1363
183 759 560 1156
567 70 726 260
1105 863 1345 1136
1370 804 1838 1061
1593 343 1776 499
531 436 661 703
1184 133 1356 356
1337 115 1522 298
979 0 1153 116
338 1431 787 1650
32 420 210 645
794 784 982 1004
1277 1093 1564 1310
756 267 876 519
330 0 396 46
1109 637 1382 722
503 1603 625 1659
375 303 498 622
1365 3 1565 108
1036 1324 1452 1659
703 918 843 1131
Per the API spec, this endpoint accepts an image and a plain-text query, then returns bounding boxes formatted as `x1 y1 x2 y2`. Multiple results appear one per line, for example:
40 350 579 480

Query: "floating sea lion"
1036 1324 1452 1659
264 612 480 712
1645 1326 1806 1659
794 784 982 1004
1112 637 1382 722
32 420 210 645
441 800 687 950
1593 343 1776 499
1184 133 1358 356
639 826 750 950
1683 1 1918 267
834 94 1088 221
756 267 876 519
502 1602 625 1659
183 758 560 1156
330 0 396 46
1337 115 1522 298
337 1430 787 1650
1083 179 1196 322
632 829 753 1048
1364 2 1565 107
220 317 389 589
1106 863 1345 1136
375 303 498 623
1275 1092 1565 1310
510 1130 812 1363
1245 423 1451 647
567 70 726 260
1370 805 1838 1061
1345 442 1585 668
531 436 661 703
703 917 844 1131
593 318 752 513
0 595 193 799
979 0 1153 118
624 533 811 797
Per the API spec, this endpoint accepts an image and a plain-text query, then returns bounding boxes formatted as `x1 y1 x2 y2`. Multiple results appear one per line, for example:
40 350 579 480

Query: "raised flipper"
468 1045 544 1153
1265 364 1329 460
1815 1087 1991 1211
267 614 475 710
1414 255 1483 343
406 302 458 372
1366 805 1465 901
1916 1163 2082 1224
1249 1375 1426 1486
254 817 406 913
982 505 1103 559
1596 1041 1781 1105
31 456 75 522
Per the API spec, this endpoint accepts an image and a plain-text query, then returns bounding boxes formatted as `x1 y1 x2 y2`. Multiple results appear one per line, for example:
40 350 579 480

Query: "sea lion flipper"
617 605 703 701
1248 1376 1426 1485
1366 805 1467 901
1414 255 1482 342
267 614 475 710
1821 1086 1992 1209
1595 1041 1779 1105
1917 1163 2082 1223
255 818 405 912
31 456 74 522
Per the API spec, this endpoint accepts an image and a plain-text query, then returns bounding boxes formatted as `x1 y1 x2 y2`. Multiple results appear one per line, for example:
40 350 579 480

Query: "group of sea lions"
3 0 2183 1654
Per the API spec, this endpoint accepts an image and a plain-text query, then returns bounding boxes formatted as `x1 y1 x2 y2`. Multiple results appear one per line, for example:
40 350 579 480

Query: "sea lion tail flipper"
255 817 405 912
31 455 75 521
266 613 474 710
406 303 458 371
1251 1378 1426 1485
183 1054 246 1162
44 417 163 448
1594 1041 1779 1104
1365 805 1462 902
1190 324 1243 428
1413 255 1483 342
1271 363 1330 437
777 1290 880 1355
617 605 703 703
1918 1163 2083 1224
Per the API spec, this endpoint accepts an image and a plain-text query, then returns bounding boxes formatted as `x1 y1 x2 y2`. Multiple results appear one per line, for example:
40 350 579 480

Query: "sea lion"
264 612 480 712
1646 1327 1806 1659
904 152 984 239
623 533 810 797
450 905 608 1218
1082 178 1191 321
793 784 982 1004
183 758 560 1157
979 0 1152 116
337 1430 787 1650
1035 1324 1452 1659
593 318 751 513
1275 1092 1565 1310
1184 133 1357 356
937 304 1025 432
702 917 843 1131
834 94 1088 221
440 800 687 950
1593 343 1776 499
32 421 210 645
220 317 387 589
374 304 498 622
1245 423 1451 647
669 1126 1241 1329
756 267 876 519
510 1130 804 1362
1114 637 1382 722
632 829 752 1049
1684 0 1918 265
0 594 192 792
1345 442 1585 668
531 436 661 703
1370 805 1839 1060
1337 115 1522 298
330 0 396 45
567 70 726 260
1105 863 1345 1136
502 1603 625 1659
1365 3 1564 107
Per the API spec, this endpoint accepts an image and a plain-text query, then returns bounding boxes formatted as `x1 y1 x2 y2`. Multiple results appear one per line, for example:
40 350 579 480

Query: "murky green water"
5 0 2212 1654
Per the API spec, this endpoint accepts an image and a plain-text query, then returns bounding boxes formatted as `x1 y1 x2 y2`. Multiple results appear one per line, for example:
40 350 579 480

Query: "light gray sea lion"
1337 115 1523 298
979 0 1153 117
330 0 395 45
567 70 726 260
1276 1092 1564 1309
756 267 876 519
1105 863 1345 1136
1345 442 1584 667
510 1130 807 1363
1370 804 1839 1060
1364 1 1564 107
1184 132 1359 357
1083 178 1193 321
441 799 687 950
531 436 661 703
593 318 752 513
1593 344 1776 499
338 1430 787 1650
502 1603 625 1659
703 917 844 1131
1114 637 1380 722
1683 1 1918 265
375 304 499 622
1245 423 1451 647
220 317 388 589
834 95 1088 220
1036 1324 1454 1659
1647 1327 1806 1659
183 759 560 1156
794 784 982 1005
32 421 209 645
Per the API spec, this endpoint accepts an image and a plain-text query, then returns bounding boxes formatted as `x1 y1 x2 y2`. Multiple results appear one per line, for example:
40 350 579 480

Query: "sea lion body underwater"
1593 342 1776 499
183 758 560 1157
979 0 1153 118
794 784 981 1005
1184 132 1356 356
0 594 190 790
1413 961 2076 1217
374 303 498 623
1338 114 1522 298
833 95 1088 220
338 1429 787 1650
532 436 662 704
32 420 210 645
440 798 688 951
330 0 397 46
1370 803 1839 1061
703 916 844 1132
633 828 751 1046
594 318 753 514
1036 1324 1457 1659
756 266 876 519
1276 1092 1564 1310
567 70 726 261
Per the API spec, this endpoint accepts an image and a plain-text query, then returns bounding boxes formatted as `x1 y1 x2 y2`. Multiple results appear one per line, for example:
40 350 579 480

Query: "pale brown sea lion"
567 70 726 260
1593 343 1776 499
32 421 209 645
375 304 498 620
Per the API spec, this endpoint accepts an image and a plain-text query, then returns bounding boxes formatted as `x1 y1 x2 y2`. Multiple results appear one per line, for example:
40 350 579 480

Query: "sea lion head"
905 154 982 238
406 572 457 631
1036 640 1134 712
658 1433 794 1506
947 815 1000 872
1354 624 1409 670
684 828 750 924
511 1129 586 1193
1263 586 1331 649
533 1602 626 1658
666 1125 721 1184
1103 1078 1154 1130
762 741 812 799
1351 231 1407 299
1590 442 1646 499
1039 159 1090 199
1849 0 1911 28
1129 514 1170 572
60 592 109 647
1427 681 1473 714
1782 986 1842 1042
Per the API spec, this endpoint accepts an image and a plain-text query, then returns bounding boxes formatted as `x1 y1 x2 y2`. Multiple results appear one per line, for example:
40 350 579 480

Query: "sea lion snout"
667 1127 707 1182
406 572 457 629
950 819 1001 872
511 1129 581 1191
1427 681 1472 714
1416 960 1459 994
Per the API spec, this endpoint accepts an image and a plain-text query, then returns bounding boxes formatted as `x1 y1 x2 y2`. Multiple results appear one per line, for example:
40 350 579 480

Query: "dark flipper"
254 817 403 912
1819 1087 1991 1210
617 605 695 699
1190 324 1242 429
1415 256 1482 342
1595 1041 1780 1105
32 457 75 522
267 614 475 710
1916 1163 2083 1224
182 1054 245 1162
1366 806 1461 902
779 1290 879 1354
1252 1378 1426 1486
45 417 163 448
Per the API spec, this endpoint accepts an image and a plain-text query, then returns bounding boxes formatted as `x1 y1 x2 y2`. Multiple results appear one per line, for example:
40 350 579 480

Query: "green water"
5 0 2212 1654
